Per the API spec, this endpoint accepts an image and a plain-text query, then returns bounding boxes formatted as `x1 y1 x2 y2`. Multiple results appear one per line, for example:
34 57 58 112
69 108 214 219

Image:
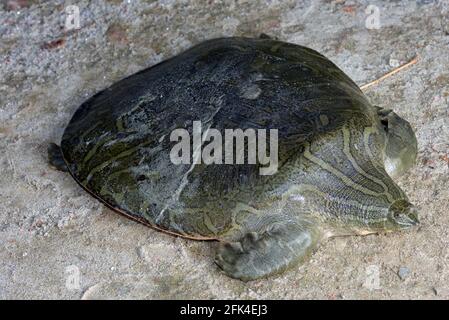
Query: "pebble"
398 267 410 280
389 57 401 68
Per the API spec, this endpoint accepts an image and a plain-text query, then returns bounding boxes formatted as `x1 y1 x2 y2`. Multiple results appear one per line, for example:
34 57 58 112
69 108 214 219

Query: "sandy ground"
0 0 448 299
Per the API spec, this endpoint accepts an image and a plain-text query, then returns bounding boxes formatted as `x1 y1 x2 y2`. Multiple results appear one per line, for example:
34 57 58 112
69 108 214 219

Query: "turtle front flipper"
215 215 320 281
48 143 68 172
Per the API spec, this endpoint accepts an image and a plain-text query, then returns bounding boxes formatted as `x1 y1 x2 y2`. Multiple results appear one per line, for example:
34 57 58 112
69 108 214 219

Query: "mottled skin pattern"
52 37 419 281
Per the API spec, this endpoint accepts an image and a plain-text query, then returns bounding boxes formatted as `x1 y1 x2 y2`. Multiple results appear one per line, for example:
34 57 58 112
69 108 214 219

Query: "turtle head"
386 199 419 230
300 116 419 233
377 108 418 178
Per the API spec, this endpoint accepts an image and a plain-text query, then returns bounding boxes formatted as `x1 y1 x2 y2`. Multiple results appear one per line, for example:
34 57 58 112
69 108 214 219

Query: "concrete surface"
0 0 448 299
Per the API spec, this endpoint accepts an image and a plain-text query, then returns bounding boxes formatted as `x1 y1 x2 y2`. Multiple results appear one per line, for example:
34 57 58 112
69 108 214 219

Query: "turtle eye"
381 118 389 132
377 107 392 133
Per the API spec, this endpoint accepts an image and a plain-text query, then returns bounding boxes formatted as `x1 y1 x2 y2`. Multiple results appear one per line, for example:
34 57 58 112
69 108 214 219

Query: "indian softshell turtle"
49 37 419 281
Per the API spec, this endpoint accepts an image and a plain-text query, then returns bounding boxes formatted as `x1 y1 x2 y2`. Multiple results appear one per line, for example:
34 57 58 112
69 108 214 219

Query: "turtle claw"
216 241 243 265
214 232 271 281
215 240 249 280
241 232 260 251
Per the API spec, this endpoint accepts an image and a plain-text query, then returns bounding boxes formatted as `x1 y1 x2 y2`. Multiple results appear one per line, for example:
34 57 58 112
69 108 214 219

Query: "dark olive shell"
61 37 373 237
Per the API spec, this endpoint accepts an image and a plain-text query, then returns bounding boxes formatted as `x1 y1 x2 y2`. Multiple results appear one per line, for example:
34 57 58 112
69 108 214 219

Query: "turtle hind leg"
215 215 320 281
48 143 68 172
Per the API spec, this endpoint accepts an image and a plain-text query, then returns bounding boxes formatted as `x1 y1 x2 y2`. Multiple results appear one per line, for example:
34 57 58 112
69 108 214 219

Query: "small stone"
389 57 400 68
398 267 410 280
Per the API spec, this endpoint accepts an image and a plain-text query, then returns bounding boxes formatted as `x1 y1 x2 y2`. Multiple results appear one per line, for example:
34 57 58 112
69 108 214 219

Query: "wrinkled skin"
51 37 419 281
377 107 418 178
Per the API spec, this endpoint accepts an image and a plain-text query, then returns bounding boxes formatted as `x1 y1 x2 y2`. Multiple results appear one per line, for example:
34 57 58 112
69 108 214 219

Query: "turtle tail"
48 143 68 172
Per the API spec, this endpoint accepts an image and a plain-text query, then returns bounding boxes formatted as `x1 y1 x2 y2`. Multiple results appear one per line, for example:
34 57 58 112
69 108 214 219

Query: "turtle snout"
388 199 419 229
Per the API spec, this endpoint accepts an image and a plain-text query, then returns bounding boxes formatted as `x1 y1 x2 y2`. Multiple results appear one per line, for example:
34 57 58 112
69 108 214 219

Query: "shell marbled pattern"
61 37 376 237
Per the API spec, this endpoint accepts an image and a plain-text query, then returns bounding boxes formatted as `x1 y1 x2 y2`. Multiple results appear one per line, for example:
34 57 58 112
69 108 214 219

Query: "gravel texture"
1 0 448 299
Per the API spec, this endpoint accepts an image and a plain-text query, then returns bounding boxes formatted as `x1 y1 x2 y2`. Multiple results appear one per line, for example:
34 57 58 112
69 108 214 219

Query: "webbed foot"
215 217 319 281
